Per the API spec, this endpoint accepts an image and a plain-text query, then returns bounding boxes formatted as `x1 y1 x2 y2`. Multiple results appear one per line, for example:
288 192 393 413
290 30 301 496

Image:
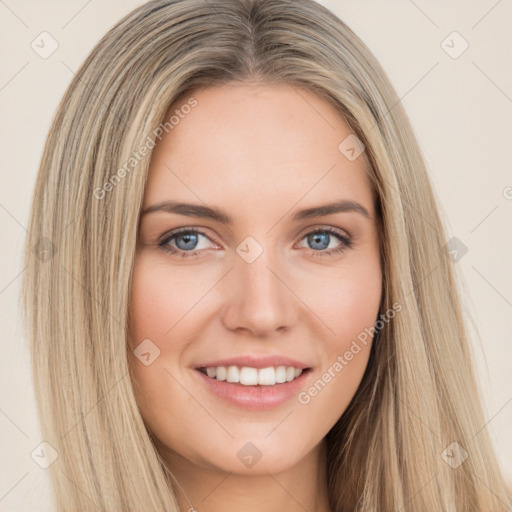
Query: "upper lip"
193 355 312 370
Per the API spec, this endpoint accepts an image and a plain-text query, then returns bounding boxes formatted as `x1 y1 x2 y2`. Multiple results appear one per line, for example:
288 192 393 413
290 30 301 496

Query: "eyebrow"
141 199 371 223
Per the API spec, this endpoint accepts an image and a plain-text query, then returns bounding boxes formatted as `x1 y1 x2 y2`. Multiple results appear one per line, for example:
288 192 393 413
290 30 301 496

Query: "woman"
22 0 511 510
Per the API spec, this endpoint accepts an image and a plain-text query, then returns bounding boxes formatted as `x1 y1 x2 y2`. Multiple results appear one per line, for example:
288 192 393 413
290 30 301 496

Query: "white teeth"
275 366 287 384
201 365 306 386
216 366 227 381
258 367 276 385
239 366 258 385
226 365 239 383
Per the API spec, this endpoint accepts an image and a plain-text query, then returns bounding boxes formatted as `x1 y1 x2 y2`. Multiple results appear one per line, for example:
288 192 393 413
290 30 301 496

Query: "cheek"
303 252 381 402
330 273 381 346
309 249 382 351
128 259 181 406
129 257 207 346
128 256 216 424
296 272 381 426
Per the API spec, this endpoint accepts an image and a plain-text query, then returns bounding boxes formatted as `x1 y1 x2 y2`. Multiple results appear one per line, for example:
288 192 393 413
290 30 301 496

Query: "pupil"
177 233 198 250
309 232 329 250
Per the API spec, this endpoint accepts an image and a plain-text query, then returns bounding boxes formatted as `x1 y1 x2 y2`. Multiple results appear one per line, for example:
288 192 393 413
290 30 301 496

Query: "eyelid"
296 223 352 240
158 226 219 245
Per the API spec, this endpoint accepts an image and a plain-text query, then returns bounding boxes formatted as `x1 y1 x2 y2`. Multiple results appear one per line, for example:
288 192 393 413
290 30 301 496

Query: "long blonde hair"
21 0 511 510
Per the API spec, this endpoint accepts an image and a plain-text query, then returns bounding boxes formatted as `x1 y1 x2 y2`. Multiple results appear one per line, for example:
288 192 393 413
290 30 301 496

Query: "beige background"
1 1 511 510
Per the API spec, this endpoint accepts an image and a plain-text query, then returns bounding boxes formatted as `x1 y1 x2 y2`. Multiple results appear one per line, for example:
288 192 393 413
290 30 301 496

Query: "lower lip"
194 369 312 410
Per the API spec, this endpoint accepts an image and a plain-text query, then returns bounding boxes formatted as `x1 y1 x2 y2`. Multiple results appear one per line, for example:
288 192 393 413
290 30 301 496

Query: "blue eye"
158 227 352 259
158 228 212 258
299 228 352 256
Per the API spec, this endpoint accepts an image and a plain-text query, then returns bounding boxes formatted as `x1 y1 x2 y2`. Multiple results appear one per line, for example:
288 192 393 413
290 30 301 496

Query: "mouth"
194 365 313 410
196 365 312 386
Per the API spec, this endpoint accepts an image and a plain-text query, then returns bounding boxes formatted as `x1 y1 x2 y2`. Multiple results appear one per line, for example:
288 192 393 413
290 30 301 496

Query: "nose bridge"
221 239 297 336
239 247 280 299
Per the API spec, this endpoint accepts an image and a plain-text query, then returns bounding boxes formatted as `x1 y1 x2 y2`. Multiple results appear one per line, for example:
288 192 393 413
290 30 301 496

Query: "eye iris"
176 232 198 250
308 232 330 250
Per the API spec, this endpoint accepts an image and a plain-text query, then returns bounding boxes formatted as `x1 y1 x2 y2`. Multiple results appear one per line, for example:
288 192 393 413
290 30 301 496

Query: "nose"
220 249 298 337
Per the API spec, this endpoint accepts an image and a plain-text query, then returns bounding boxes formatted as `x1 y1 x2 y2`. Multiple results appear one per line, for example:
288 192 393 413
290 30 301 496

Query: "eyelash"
157 227 353 259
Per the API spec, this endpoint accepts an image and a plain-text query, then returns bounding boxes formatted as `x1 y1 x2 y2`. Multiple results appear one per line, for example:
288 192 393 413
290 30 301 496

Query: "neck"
160 439 332 512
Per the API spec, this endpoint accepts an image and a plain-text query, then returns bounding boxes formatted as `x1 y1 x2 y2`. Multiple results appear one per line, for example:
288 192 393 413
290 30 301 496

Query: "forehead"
143 82 374 217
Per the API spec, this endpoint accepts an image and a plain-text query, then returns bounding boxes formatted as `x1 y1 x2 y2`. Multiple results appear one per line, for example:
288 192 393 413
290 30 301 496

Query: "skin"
129 82 382 512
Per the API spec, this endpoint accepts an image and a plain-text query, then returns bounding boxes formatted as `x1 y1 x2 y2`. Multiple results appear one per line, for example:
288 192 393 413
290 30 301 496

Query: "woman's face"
129 82 382 475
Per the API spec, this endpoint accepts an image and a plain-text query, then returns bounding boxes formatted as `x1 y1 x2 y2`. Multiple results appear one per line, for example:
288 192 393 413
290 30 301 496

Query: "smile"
198 365 304 386
194 366 312 410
